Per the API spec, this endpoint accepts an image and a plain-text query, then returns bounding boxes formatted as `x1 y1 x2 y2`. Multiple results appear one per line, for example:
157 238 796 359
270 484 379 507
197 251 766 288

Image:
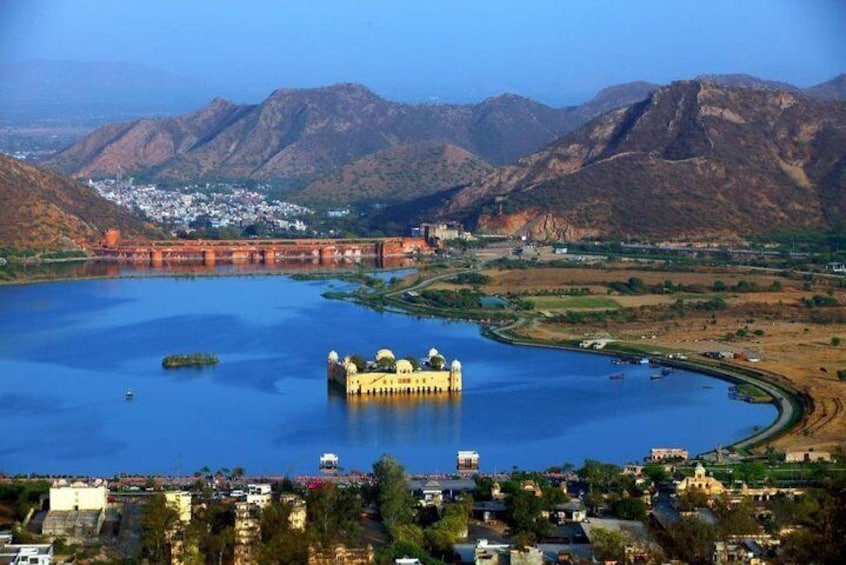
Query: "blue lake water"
0 274 776 476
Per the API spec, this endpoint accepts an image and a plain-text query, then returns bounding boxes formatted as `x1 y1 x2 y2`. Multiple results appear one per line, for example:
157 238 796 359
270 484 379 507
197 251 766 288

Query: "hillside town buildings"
88 177 312 232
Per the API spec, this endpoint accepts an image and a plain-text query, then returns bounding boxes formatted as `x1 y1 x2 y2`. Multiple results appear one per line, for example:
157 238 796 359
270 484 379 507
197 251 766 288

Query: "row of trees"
141 482 363 564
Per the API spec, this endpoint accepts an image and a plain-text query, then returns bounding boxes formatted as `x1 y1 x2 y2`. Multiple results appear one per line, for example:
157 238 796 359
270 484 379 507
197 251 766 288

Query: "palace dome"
328 351 339 363
395 359 414 374
376 349 395 361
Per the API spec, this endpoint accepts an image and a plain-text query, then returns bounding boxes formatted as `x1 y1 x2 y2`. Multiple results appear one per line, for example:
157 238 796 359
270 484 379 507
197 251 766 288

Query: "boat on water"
611 358 625 365
609 373 625 380
125 389 135 400
661 367 674 376
650 374 664 380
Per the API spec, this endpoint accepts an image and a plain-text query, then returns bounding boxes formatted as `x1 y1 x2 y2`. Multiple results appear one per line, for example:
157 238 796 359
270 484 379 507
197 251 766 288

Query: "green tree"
373 455 416 532
195 501 234 565
590 527 626 562
735 461 767 485
715 498 759 538
349 354 368 372
306 482 362 547
376 356 396 371
642 462 669 484
140 494 180 564
507 489 551 542
258 500 308 564
612 497 647 521
666 517 717 563
776 476 846 563
402 356 420 371
578 460 630 514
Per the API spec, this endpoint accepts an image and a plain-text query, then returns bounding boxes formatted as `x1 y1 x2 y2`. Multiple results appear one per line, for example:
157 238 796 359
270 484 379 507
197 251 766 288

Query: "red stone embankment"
89 230 432 267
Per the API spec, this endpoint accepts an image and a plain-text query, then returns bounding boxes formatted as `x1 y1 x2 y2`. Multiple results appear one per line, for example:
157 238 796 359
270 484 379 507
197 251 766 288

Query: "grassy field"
525 295 619 310
734 383 774 403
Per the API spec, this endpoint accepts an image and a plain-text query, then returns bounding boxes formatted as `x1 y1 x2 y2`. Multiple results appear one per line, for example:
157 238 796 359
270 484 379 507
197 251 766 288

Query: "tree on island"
428 355 446 370
402 356 420 371
375 356 396 371
348 354 368 372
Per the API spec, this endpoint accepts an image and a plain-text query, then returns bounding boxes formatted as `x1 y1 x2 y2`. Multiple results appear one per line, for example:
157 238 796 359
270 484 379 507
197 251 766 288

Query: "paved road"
718 368 795 449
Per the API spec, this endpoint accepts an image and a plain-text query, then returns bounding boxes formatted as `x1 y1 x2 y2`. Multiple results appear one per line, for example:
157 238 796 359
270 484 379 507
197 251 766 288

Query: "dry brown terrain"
462 256 846 453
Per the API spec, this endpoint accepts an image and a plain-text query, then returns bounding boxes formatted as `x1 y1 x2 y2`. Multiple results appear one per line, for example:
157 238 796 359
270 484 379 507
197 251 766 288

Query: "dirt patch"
489 263 846 453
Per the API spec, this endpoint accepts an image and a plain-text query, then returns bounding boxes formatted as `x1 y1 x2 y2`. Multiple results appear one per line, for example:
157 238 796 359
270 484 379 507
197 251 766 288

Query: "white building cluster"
88 178 312 231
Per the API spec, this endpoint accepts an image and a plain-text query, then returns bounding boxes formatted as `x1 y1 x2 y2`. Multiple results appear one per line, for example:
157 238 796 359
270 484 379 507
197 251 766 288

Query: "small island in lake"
162 353 219 368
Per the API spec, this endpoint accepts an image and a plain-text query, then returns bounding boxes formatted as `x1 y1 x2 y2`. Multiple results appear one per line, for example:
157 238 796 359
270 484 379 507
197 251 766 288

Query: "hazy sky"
2 0 845 105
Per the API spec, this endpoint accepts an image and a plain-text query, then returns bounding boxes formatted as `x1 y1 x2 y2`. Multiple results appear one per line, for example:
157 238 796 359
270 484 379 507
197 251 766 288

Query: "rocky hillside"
805 74 846 102
299 141 493 206
43 83 655 190
432 81 846 240
0 155 159 249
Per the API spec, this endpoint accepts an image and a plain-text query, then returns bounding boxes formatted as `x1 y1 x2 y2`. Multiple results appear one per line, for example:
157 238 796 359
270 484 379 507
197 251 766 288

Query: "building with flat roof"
0 543 53 565
648 448 689 462
49 479 108 512
320 453 339 471
246 484 272 509
456 450 479 472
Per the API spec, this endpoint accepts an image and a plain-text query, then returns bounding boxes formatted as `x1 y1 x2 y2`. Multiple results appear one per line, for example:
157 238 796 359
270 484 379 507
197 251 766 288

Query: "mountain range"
41 81 661 192
420 80 846 239
4 71 845 247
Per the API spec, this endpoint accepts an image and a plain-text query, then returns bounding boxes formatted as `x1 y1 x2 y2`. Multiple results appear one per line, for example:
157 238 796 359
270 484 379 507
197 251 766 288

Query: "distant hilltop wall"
328 348 462 395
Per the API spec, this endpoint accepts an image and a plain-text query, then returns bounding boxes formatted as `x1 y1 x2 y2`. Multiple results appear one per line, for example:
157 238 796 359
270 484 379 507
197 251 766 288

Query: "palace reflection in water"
329 387 463 447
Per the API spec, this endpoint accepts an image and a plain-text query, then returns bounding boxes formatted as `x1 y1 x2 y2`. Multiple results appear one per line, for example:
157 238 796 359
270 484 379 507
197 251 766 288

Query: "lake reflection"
0 273 776 475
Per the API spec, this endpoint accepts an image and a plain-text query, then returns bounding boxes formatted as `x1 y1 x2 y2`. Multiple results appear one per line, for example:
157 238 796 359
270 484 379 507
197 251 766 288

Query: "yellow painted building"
165 491 192 524
675 463 726 496
327 348 462 395
280 494 308 531
49 479 108 511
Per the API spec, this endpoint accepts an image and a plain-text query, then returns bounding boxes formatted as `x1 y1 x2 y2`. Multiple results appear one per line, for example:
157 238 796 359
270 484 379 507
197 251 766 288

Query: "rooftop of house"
408 478 476 492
